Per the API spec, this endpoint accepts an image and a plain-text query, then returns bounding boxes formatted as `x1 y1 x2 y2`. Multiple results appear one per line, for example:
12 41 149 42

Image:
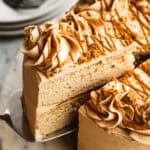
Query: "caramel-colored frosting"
21 0 150 76
84 59 150 144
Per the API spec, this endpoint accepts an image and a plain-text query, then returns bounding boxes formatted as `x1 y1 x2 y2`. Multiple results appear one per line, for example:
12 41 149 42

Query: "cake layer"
78 106 150 150
23 48 135 106
23 92 89 140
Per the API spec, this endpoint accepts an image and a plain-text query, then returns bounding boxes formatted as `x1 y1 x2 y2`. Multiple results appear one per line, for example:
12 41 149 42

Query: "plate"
0 0 77 29
0 10 61 36
0 0 77 36
0 0 77 24
0 0 67 23
0 3 63 30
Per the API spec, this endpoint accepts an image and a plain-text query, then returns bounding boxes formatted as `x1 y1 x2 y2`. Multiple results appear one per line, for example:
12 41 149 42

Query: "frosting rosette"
84 59 150 144
21 22 83 75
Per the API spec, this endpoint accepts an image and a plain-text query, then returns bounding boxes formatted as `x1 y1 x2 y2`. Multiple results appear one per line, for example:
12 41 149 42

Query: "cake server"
0 53 76 142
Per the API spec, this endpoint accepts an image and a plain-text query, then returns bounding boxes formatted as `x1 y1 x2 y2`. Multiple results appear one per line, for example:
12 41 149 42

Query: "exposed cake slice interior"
21 0 150 140
78 58 150 150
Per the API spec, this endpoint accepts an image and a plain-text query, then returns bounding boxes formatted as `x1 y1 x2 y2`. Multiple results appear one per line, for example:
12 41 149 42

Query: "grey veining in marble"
0 37 77 150
0 37 22 90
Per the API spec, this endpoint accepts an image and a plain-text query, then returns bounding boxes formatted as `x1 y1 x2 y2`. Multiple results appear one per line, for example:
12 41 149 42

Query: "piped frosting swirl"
21 0 150 77
84 59 150 144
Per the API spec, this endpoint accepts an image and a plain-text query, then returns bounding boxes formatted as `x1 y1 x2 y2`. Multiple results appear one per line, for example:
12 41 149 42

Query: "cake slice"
78 59 150 150
21 0 150 140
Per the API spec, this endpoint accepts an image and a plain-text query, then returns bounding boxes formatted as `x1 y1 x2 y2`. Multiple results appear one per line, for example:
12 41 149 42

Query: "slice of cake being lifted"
21 0 150 140
78 59 150 150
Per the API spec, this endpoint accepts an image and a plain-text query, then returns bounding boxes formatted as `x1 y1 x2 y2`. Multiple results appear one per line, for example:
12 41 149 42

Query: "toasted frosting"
84 59 150 144
21 0 150 77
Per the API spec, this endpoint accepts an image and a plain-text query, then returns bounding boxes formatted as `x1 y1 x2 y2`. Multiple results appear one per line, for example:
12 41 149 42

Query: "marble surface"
0 37 77 150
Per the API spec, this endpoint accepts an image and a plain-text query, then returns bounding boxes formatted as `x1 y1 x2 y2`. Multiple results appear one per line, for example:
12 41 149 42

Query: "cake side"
23 57 40 135
78 106 150 150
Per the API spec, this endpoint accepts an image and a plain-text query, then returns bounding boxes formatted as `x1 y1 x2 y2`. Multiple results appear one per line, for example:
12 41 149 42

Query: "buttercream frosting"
84 59 150 144
21 0 150 77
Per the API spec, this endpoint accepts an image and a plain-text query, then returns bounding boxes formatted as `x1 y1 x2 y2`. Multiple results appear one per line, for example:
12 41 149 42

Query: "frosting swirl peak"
21 22 83 75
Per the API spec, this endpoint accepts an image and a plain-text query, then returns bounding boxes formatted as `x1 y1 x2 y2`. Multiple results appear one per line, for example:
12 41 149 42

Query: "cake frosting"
84 59 150 145
21 0 150 77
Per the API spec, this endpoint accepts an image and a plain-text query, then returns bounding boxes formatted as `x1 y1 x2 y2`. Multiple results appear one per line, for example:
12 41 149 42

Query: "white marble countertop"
0 37 77 150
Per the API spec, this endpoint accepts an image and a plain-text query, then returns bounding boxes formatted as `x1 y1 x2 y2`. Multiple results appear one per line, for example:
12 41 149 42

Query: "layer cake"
21 0 150 139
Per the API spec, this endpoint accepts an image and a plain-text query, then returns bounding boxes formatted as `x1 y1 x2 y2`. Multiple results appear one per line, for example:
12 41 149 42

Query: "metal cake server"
0 53 76 142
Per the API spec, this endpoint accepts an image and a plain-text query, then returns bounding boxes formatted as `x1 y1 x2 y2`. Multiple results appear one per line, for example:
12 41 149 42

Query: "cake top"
84 59 150 144
21 0 150 77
